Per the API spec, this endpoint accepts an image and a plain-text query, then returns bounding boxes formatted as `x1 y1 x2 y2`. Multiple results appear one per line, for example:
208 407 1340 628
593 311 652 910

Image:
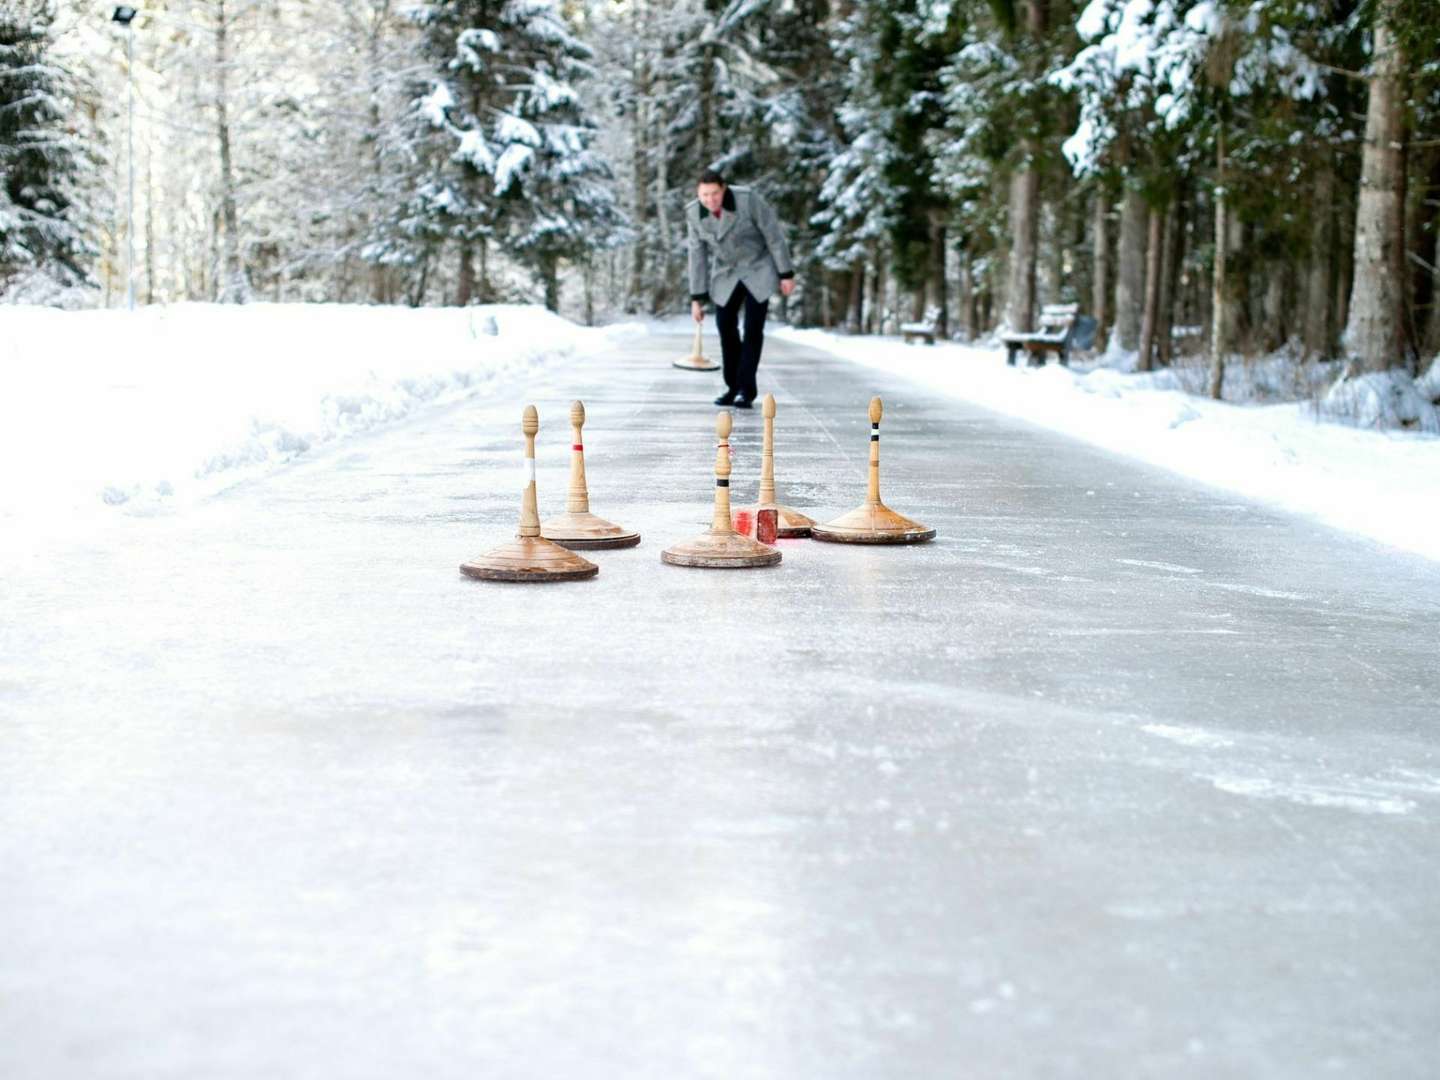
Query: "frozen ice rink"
3 329 1438 1078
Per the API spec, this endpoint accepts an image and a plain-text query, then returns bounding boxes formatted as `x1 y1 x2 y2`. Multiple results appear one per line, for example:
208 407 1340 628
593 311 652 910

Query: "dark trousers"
714 283 769 399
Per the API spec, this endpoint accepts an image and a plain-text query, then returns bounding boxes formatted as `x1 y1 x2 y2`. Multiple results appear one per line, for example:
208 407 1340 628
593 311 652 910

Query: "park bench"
900 321 937 345
1001 303 1097 367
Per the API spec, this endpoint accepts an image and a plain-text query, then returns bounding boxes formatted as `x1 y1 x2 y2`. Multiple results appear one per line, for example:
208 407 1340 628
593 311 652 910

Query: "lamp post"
112 7 138 310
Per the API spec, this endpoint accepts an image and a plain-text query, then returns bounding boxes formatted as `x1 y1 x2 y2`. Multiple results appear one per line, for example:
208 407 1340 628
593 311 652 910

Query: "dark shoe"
714 391 738 406
733 396 754 409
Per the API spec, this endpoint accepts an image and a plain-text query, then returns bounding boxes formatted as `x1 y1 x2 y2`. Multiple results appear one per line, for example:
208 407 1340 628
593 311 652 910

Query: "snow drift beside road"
777 327 1440 564
0 303 639 531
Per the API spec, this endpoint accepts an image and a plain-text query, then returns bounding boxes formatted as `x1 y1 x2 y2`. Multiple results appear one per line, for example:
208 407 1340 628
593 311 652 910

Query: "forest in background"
3 0 1439 389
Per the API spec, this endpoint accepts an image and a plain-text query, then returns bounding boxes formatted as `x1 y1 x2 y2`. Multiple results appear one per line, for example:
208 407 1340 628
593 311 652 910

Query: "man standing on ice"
687 170 796 409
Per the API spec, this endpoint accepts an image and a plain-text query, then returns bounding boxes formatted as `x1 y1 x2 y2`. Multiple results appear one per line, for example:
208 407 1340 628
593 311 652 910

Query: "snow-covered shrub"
1319 370 1440 434
0 271 98 310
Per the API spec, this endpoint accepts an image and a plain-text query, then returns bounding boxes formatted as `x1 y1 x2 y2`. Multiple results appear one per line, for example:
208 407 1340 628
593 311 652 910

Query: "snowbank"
1319 366 1440 434
0 303 639 532
776 327 1440 563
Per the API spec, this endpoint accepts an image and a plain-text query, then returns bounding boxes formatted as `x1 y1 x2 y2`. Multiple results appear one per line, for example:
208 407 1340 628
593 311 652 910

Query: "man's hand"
779 278 796 298
691 300 705 323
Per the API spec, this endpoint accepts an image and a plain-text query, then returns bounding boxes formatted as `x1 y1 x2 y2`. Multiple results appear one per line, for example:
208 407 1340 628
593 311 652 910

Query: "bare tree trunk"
1210 128 1228 400
654 124 673 308
931 217 948 337
873 243 887 334
627 72 649 313
214 0 247 303
1042 201 1063 304
847 262 864 333
584 256 595 326
1005 156 1040 332
959 247 975 340
457 242 475 305
367 2 392 304
1137 204 1164 371
1157 200 1183 367
1225 212 1246 351
1092 191 1110 350
1303 154 1335 358
1115 185 1148 351
144 140 155 304
541 255 559 313
1345 2 1407 372
409 251 429 307
1262 265 1287 351
1335 199 1354 340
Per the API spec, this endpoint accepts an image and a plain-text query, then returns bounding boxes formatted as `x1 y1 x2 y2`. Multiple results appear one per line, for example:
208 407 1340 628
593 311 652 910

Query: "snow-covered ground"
6 304 1437 565
4 316 1439 1077
0 303 640 535
776 326 1440 563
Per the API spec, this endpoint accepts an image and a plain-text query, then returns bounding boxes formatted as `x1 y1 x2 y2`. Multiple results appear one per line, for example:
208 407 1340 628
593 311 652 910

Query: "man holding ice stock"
687 169 796 409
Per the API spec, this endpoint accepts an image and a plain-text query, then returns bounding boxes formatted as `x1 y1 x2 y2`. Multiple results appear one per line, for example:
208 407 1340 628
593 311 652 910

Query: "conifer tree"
0 0 93 298
406 0 623 306
492 0 626 312
858 0 959 331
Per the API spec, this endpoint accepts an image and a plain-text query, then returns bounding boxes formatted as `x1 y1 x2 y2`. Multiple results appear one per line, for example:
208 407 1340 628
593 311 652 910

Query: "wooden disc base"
661 530 782 568
811 502 936 545
673 353 720 372
460 535 599 581
540 511 641 550
750 502 815 538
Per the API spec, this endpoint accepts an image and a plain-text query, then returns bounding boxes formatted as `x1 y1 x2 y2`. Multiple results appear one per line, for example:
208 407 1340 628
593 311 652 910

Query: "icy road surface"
3 329 1438 1078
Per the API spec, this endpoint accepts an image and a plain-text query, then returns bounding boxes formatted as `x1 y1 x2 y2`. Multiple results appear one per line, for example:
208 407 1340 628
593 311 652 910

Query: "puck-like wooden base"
673 353 720 372
460 536 599 581
811 502 936 545
749 503 815 538
540 510 641 550
661 531 782 568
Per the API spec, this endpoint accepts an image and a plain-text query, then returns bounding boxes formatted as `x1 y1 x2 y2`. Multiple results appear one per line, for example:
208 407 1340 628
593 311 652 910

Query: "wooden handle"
867 397 882 506
520 404 541 538
711 411 734 533
567 399 589 515
759 394 776 506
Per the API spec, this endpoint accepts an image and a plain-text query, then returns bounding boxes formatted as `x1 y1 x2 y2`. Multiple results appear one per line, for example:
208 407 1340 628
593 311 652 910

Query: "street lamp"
112 7 138 310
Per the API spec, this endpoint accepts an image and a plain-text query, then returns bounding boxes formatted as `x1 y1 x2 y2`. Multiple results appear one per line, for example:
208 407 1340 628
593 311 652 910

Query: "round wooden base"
540 511 641 550
673 354 720 372
811 502 936 545
460 536 599 582
751 502 815 538
661 531 782 568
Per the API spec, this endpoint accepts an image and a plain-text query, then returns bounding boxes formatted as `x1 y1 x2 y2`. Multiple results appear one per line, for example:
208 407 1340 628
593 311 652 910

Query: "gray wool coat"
687 185 794 307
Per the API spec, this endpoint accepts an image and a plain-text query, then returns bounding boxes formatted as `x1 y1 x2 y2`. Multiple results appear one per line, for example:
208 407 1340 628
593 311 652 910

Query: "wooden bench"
1001 304 1097 366
900 322 936 345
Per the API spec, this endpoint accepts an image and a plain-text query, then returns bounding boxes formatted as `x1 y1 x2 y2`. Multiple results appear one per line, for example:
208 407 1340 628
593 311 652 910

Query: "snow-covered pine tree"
660 0 776 187
813 3 900 334
0 0 95 301
408 0 510 304
935 1 1074 338
641 0 779 312
934 1 1069 339
490 0 626 312
854 0 958 333
745 0 846 327
406 0 624 307
1056 0 1369 381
